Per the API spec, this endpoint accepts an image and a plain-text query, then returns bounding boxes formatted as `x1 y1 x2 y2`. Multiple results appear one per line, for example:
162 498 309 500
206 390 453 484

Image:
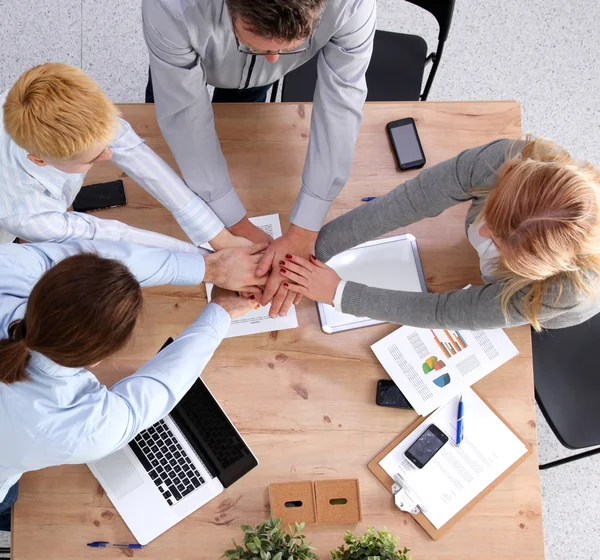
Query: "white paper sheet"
319 235 425 332
379 388 527 529
371 324 518 416
206 214 298 338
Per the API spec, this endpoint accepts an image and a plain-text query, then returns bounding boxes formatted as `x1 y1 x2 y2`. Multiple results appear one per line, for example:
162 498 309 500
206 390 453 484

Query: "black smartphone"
72 180 127 212
404 424 448 469
386 117 426 170
376 379 413 409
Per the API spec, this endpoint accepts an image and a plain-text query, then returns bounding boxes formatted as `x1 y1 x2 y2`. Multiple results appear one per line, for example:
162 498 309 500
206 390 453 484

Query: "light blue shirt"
0 240 231 501
0 91 223 249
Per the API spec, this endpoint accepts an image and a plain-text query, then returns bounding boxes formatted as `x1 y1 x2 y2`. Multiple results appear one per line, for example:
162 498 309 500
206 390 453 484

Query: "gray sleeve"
315 139 512 262
341 281 574 330
142 0 246 227
291 0 376 231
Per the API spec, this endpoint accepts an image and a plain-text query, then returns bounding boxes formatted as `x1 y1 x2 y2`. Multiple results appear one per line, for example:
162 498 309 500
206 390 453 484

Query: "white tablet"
317 234 427 333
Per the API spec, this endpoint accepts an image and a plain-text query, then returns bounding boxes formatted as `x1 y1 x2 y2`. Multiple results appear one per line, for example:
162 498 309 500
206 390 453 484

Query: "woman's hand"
211 286 259 319
279 254 341 306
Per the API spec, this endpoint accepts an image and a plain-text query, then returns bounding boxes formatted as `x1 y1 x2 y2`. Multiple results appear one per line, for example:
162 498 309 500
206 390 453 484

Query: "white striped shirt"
0 91 224 251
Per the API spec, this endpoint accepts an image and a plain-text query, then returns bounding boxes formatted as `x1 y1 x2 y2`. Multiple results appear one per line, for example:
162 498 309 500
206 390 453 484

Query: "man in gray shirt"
142 0 376 316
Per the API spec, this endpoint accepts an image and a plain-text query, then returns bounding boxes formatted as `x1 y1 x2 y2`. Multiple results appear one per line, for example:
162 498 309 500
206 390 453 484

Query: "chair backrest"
532 312 600 449
406 0 455 43
277 0 456 102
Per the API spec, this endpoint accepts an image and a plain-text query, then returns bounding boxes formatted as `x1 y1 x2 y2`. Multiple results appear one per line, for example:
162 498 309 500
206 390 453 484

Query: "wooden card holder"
269 481 317 525
314 479 362 525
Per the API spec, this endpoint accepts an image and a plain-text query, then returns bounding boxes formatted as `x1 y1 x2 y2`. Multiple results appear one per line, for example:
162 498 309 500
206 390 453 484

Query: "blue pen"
87 542 144 549
362 197 377 202
456 394 464 445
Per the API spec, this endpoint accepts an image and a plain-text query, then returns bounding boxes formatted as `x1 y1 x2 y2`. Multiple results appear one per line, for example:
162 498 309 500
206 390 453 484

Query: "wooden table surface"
12 101 545 560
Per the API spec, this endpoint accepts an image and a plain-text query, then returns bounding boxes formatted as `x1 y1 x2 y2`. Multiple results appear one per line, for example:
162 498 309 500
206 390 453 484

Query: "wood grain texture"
12 101 544 560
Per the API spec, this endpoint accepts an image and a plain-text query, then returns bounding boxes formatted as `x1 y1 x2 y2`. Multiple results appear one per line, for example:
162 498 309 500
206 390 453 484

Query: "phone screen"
405 424 448 468
390 123 423 165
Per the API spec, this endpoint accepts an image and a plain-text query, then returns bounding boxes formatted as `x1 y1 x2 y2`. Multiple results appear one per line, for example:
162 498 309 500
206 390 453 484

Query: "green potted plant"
223 516 319 560
330 527 410 560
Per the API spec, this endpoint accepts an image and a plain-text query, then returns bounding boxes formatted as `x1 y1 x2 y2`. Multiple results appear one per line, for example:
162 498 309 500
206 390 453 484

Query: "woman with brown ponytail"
0 239 266 529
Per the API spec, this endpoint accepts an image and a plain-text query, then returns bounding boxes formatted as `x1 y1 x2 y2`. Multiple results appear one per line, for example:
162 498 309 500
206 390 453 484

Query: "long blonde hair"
480 136 600 331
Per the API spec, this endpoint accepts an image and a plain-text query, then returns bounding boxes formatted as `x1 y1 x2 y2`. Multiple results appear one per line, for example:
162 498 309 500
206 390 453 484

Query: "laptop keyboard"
177 381 249 470
129 419 206 506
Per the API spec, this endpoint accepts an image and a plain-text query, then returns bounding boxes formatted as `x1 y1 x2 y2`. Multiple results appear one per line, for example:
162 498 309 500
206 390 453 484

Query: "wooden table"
12 101 545 560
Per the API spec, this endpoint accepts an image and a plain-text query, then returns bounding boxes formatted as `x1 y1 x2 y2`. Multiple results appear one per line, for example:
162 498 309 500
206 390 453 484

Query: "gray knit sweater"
315 140 600 330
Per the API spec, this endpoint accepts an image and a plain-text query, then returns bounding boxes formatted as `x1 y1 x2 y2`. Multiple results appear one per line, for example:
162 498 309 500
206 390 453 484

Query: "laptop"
88 338 258 544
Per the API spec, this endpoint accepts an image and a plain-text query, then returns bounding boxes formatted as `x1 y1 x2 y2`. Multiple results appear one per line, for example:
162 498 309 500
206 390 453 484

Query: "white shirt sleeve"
0 239 224 467
97 303 231 449
333 279 347 311
1 211 200 253
0 239 207 292
109 118 225 246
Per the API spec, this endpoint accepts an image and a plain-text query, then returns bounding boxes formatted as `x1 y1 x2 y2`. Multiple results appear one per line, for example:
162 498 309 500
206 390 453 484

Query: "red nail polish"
286 254 292 259
280 268 286 273
279 260 285 266
284 283 289 287
250 295 255 299
310 254 316 260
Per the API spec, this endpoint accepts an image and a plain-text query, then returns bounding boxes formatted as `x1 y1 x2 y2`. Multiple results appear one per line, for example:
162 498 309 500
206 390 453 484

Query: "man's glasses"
232 21 311 56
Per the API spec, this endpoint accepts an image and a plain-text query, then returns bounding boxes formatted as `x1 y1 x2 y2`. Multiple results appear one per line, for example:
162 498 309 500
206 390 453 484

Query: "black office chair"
272 0 455 103
532 313 600 470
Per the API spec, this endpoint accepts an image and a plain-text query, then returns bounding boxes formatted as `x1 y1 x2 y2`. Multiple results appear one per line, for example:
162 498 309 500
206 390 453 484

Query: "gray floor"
0 0 599 557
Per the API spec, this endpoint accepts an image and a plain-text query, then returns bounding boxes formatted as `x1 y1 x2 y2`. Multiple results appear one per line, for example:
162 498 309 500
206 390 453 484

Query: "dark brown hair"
0 253 143 384
226 0 325 42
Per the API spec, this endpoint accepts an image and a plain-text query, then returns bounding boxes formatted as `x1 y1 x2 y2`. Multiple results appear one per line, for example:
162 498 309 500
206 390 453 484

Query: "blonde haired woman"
277 138 600 331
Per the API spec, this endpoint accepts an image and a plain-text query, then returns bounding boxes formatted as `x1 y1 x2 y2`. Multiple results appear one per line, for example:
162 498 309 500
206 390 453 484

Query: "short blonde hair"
481 136 600 330
3 63 118 161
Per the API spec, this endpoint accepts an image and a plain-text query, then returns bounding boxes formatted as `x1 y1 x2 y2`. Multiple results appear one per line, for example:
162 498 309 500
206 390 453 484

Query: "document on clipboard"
205 214 298 338
378 388 528 530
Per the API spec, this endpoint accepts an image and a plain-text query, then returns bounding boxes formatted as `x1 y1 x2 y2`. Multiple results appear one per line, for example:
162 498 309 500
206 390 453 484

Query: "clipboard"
317 234 427 334
367 390 533 540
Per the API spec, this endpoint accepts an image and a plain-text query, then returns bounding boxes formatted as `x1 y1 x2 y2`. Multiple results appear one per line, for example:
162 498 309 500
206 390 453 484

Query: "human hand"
208 228 254 250
256 224 318 318
211 286 259 320
204 244 269 294
280 254 341 306
227 216 273 245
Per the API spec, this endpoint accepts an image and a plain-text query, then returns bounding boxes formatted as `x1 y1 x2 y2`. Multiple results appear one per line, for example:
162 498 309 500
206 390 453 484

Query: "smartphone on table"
376 379 413 410
386 117 426 171
404 424 448 469
72 180 127 212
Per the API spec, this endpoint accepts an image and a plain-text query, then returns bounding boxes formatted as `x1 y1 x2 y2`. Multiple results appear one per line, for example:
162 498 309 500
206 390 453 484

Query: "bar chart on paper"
431 329 468 359
372 324 519 415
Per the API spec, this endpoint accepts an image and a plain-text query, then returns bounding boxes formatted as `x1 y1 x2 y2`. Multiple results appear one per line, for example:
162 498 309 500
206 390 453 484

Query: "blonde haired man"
0 63 247 250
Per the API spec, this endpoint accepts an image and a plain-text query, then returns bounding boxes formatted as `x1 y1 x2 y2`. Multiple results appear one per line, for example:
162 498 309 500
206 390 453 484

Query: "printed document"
371 325 518 416
379 388 527 529
205 214 298 338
